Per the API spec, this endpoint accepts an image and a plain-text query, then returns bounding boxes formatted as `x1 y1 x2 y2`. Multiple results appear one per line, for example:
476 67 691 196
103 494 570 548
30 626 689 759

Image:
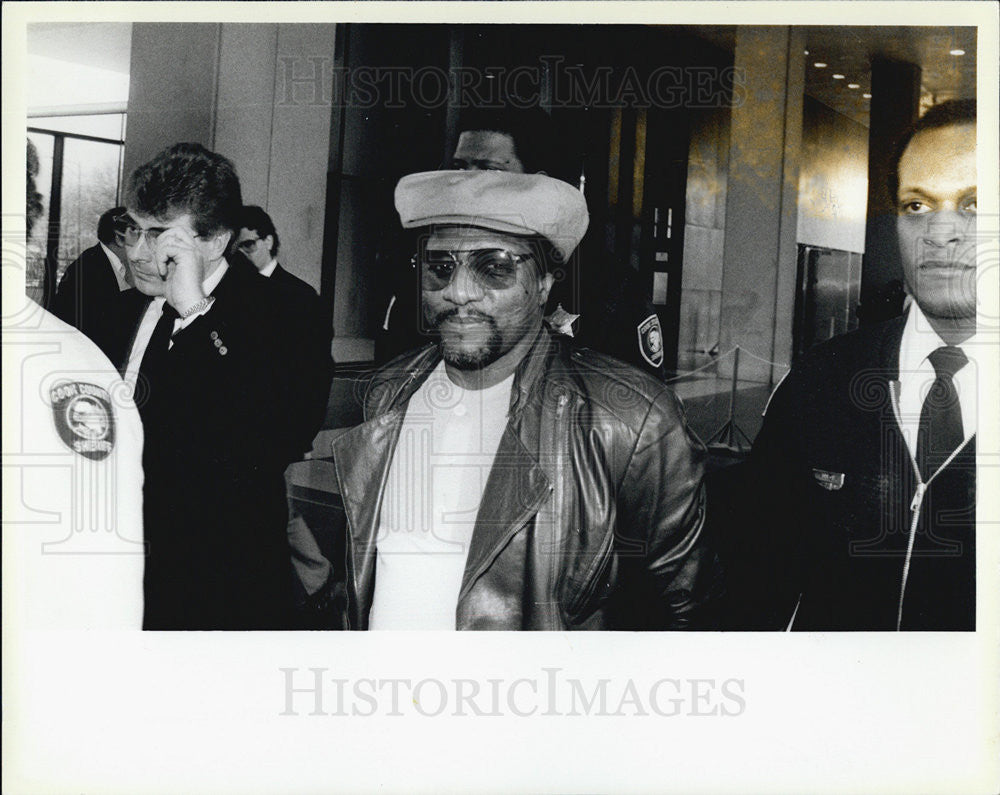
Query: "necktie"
136 302 179 420
916 345 968 481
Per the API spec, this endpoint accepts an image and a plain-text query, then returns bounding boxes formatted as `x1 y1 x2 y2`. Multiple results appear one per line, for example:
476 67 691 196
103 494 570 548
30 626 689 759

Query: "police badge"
49 381 116 461
636 313 664 368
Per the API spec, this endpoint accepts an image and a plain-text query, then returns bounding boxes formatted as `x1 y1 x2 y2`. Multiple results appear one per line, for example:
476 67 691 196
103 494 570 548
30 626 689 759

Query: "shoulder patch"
636 314 664 368
49 381 116 461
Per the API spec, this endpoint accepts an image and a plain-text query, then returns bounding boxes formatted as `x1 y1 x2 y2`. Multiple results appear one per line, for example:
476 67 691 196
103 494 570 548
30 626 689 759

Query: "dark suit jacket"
130 259 333 629
726 313 975 630
265 263 333 452
51 244 126 350
270 263 314 299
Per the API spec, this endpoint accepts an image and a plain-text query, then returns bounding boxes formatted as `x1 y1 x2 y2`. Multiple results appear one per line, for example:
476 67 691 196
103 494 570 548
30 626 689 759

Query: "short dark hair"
887 98 976 203
126 143 243 238
455 106 563 180
239 205 280 257
97 206 125 245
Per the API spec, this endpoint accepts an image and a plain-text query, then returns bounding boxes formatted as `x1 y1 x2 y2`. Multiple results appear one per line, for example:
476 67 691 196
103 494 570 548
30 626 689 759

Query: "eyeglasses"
114 214 205 247
414 248 535 292
236 237 262 254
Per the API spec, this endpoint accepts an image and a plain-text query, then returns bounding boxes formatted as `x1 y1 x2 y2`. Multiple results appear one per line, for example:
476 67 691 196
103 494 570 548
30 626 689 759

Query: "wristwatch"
178 295 215 319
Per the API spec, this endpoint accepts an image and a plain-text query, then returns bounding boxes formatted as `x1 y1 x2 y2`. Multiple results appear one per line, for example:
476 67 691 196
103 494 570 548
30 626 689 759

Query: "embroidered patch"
812 469 845 491
49 381 115 461
637 314 664 368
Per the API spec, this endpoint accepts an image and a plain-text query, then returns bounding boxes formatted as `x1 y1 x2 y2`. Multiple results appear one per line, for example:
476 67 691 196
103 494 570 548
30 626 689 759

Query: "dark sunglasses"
414 248 535 292
235 237 262 254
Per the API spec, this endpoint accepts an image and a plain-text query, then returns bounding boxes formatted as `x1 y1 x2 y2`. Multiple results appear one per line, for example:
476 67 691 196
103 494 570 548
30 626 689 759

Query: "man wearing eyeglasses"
235 206 312 297
332 169 720 630
118 142 332 630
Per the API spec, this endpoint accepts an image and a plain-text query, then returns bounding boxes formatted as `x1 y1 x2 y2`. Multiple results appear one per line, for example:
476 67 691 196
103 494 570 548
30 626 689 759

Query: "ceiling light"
862 93 872 99
832 74 845 80
847 83 860 89
804 50 810 55
950 49 965 56
813 62 827 68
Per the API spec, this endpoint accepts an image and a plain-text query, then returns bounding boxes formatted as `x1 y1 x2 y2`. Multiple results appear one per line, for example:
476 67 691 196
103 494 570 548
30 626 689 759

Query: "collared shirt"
124 262 229 386
896 302 978 460
259 258 279 278
100 242 131 291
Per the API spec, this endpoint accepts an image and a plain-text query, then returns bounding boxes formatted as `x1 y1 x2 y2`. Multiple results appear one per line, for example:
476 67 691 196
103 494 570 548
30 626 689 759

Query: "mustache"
429 308 495 328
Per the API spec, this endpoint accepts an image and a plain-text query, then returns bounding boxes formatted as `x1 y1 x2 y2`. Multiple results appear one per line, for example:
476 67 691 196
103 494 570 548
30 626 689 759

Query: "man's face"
122 210 204 297
896 122 977 322
235 227 273 271
451 131 524 172
422 226 553 372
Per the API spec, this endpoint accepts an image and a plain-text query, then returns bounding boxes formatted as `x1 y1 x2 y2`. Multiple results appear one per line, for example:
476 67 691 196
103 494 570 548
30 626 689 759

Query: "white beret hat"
394 170 589 262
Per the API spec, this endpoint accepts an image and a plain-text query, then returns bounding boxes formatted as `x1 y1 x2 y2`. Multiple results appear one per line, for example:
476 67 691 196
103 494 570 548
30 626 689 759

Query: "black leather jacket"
332 329 721 630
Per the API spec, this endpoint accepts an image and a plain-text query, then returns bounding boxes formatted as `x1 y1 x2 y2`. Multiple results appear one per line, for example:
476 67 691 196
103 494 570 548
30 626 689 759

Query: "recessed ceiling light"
813 62 827 68
804 50 810 55
848 83 860 89
950 49 965 56
832 74 845 80
862 93 872 99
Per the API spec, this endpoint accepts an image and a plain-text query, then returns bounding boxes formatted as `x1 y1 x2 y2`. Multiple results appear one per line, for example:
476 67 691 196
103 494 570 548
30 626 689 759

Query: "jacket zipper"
890 382 972 631
786 382 972 631
548 392 569 627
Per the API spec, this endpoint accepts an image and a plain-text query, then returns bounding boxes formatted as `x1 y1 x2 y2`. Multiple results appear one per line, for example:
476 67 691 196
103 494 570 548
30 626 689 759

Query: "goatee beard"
431 309 503 370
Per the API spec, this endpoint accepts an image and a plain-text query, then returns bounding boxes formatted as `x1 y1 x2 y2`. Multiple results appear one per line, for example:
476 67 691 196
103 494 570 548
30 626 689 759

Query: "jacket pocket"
563 529 617 624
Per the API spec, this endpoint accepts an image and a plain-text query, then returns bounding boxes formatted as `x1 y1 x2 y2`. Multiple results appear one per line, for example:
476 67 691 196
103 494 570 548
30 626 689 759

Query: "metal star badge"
544 304 580 338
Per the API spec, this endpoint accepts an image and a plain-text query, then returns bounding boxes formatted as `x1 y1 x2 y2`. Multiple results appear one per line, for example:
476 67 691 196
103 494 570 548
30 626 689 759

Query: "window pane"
26 132 54 300
30 113 126 140
58 138 123 282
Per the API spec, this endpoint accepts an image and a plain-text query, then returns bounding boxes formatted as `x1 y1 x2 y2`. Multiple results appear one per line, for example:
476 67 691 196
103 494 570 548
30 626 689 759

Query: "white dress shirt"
259 258 279 278
124 262 229 387
100 242 131 291
896 302 978 461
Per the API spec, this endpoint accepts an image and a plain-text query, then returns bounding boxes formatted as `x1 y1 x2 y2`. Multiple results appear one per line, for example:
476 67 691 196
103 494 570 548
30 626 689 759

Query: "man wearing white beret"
332 170 720 630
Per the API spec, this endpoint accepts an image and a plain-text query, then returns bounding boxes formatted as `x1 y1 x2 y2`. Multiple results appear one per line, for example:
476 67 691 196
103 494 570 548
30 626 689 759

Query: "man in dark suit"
235 205 337 618
235 205 316 299
234 205 333 441
119 143 332 630
51 206 132 348
732 99 978 631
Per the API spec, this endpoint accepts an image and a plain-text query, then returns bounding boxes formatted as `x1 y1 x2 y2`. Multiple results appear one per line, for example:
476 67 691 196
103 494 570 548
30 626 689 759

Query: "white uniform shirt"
3 304 145 629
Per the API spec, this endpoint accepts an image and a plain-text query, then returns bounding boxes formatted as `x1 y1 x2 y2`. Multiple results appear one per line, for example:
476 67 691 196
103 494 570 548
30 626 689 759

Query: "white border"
3 3 998 794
